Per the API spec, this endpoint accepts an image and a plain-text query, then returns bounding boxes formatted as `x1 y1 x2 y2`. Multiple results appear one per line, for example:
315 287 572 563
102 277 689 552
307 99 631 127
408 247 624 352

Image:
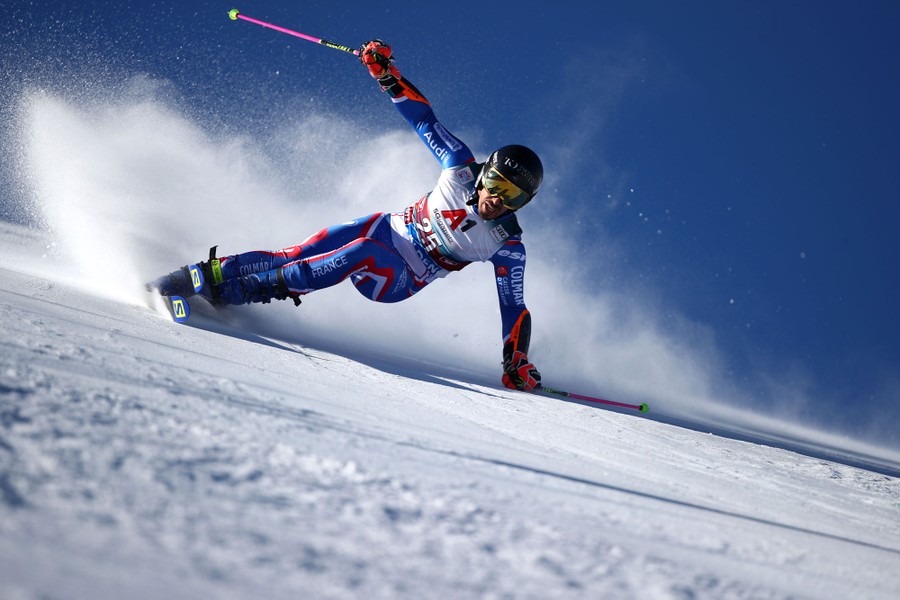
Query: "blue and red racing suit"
216 70 533 363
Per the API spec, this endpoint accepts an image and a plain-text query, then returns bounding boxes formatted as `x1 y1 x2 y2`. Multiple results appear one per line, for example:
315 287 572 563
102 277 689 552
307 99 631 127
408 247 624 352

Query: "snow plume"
13 83 900 465
16 85 722 390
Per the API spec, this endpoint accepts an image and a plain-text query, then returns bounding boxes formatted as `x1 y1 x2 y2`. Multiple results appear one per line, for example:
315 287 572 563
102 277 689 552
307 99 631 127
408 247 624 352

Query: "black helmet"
478 144 543 210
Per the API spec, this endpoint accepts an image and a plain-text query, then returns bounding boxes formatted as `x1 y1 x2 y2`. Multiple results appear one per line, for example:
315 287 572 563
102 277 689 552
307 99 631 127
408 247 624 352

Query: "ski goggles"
481 166 531 210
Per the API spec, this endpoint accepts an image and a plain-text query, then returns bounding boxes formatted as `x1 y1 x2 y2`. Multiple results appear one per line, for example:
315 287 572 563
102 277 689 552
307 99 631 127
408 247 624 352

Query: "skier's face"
477 186 511 220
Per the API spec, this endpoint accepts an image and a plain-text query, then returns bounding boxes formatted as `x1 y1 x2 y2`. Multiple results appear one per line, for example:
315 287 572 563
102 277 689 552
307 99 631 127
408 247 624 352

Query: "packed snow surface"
1 221 899 599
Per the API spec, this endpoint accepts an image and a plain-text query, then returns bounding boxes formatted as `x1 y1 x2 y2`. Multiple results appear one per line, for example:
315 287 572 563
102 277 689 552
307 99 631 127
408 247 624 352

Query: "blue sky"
3 1 899 446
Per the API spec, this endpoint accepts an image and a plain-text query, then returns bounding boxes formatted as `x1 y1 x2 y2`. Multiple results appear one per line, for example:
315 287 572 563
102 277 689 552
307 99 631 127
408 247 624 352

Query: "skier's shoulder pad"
445 162 480 190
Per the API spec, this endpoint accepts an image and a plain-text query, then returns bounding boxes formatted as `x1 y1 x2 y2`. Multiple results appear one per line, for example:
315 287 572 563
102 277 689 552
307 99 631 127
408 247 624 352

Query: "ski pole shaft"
534 386 649 413
228 9 359 56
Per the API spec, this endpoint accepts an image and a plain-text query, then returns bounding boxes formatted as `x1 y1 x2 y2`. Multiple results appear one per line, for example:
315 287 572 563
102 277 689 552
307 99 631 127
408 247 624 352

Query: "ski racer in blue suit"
149 40 544 391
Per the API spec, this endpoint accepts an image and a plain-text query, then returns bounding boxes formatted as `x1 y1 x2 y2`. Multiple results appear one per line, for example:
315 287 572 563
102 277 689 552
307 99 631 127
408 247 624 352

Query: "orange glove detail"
502 350 541 391
359 39 399 80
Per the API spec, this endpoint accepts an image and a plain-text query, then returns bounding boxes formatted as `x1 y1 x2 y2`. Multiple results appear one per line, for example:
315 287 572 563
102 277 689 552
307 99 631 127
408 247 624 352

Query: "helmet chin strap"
467 184 482 206
467 163 486 206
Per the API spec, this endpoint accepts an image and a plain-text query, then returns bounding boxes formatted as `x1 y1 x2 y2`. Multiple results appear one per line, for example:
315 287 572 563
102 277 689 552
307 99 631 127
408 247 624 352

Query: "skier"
149 40 543 392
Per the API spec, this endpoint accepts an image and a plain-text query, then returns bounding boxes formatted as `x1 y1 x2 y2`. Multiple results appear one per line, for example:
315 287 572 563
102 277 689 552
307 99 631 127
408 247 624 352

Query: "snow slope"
2 221 899 599
3 86 900 599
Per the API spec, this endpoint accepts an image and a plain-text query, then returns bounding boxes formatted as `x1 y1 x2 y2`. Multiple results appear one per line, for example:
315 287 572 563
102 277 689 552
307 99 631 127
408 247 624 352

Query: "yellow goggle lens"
482 167 530 210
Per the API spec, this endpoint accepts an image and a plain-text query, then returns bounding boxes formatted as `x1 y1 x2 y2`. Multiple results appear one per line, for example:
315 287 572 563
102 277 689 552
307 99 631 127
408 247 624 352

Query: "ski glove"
359 39 400 81
502 351 541 391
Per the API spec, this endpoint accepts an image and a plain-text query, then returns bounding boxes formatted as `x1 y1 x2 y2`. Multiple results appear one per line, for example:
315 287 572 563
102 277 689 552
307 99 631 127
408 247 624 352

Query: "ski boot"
213 267 302 306
146 246 225 303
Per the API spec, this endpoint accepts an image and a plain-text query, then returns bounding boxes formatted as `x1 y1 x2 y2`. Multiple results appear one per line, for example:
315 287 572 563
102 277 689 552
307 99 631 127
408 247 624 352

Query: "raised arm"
359 40 475 169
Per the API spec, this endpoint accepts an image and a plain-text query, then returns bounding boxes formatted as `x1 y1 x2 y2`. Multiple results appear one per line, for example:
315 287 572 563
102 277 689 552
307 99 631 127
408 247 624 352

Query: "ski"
146 261 206 324
162 294 191 323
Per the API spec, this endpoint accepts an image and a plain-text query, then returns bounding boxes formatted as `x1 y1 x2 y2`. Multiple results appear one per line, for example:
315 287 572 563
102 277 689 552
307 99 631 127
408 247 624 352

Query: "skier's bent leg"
293 236 420 303
215 236 419 306
217 213 387 280
148 214 388 301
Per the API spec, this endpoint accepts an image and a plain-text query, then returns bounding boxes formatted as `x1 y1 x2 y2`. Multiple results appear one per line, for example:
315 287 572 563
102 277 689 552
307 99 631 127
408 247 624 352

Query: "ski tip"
639 403 649 413
168 295 191 323
228 8 240 21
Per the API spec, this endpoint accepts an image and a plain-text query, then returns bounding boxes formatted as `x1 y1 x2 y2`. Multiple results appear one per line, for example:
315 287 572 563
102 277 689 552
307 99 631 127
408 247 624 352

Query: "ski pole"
532 385 649 413
227 8 359 56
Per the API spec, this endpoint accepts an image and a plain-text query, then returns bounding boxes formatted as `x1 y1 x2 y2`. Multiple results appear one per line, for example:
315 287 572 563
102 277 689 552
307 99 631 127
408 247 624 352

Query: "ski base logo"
169 296 190 323
189 265 204 292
